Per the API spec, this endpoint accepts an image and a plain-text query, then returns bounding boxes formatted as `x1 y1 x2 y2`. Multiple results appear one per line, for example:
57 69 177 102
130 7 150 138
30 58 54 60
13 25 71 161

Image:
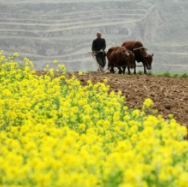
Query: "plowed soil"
67 72 188 127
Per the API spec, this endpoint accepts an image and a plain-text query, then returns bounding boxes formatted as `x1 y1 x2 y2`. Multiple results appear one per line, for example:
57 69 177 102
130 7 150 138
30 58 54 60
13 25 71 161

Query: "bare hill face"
0 0 188 72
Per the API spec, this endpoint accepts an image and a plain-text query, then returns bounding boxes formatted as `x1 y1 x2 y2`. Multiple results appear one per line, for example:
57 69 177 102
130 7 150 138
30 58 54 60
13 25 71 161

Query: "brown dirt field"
35 71 188 128
67 72 188 127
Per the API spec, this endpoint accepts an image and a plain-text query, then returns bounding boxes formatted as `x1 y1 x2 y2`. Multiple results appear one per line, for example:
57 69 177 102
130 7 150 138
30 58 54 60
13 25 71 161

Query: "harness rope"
133 46 148 51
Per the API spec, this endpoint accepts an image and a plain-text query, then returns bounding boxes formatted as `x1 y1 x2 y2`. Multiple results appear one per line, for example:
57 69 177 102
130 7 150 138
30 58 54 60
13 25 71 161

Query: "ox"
122 41 154 74
107 46 136 74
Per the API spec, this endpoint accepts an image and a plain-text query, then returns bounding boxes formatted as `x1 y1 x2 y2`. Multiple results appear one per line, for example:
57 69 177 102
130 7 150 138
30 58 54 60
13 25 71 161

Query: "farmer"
92 31 106 72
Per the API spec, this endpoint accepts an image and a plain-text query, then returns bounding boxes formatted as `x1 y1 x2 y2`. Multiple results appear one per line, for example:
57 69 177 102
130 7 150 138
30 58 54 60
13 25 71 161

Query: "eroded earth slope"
1 0 188 72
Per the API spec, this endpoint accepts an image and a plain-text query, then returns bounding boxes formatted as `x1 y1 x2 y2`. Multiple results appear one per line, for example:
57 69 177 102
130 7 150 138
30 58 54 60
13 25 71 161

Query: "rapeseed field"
0 51 188 187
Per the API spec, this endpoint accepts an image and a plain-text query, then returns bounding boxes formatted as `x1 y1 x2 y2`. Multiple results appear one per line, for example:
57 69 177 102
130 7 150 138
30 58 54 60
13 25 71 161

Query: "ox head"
143 54 154 70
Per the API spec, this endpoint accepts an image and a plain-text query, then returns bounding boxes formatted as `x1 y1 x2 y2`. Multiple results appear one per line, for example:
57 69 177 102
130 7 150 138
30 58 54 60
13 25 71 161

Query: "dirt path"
68 72 188 127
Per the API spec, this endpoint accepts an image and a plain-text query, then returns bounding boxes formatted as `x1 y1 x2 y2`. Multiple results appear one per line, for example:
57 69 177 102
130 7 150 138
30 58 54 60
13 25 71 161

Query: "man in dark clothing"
92 32 106 72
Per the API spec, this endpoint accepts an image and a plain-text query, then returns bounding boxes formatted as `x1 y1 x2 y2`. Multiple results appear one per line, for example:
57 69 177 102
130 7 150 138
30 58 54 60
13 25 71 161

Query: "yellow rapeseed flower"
0 52 187 187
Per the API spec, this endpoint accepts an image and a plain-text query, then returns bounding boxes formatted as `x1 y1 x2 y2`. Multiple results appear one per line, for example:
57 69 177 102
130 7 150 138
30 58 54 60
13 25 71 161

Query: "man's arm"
92 40 95 52
101 39 106 51
102 39 106 51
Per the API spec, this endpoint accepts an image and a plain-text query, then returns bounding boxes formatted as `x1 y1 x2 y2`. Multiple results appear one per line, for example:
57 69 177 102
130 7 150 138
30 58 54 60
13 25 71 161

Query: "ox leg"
112 67 115 73
127 65 131 75
122 64 127 74
110 66 115 74
108 61 115 74
134 67 136 74
118 67 122 74
107 62 111 72
134 62 136 74
143 64 147 74
123 67 126 74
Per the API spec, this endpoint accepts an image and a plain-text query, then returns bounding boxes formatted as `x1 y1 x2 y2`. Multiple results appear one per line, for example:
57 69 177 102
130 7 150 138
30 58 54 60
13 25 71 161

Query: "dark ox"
122 41 154 74
107 46 136 74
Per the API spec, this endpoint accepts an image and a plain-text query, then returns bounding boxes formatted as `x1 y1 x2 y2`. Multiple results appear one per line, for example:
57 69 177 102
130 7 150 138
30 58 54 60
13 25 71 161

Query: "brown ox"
107 46 136 74
122 41 154 74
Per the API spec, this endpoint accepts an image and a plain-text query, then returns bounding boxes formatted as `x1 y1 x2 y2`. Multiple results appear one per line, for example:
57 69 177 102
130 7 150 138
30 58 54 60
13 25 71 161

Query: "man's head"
96 31 102 39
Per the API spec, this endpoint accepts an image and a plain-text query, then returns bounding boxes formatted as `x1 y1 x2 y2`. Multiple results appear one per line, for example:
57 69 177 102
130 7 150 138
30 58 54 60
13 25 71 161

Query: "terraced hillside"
0 0 188 72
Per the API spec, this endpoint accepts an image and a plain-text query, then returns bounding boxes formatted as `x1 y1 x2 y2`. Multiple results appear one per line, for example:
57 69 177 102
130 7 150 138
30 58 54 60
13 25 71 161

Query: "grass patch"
137 71 188 78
